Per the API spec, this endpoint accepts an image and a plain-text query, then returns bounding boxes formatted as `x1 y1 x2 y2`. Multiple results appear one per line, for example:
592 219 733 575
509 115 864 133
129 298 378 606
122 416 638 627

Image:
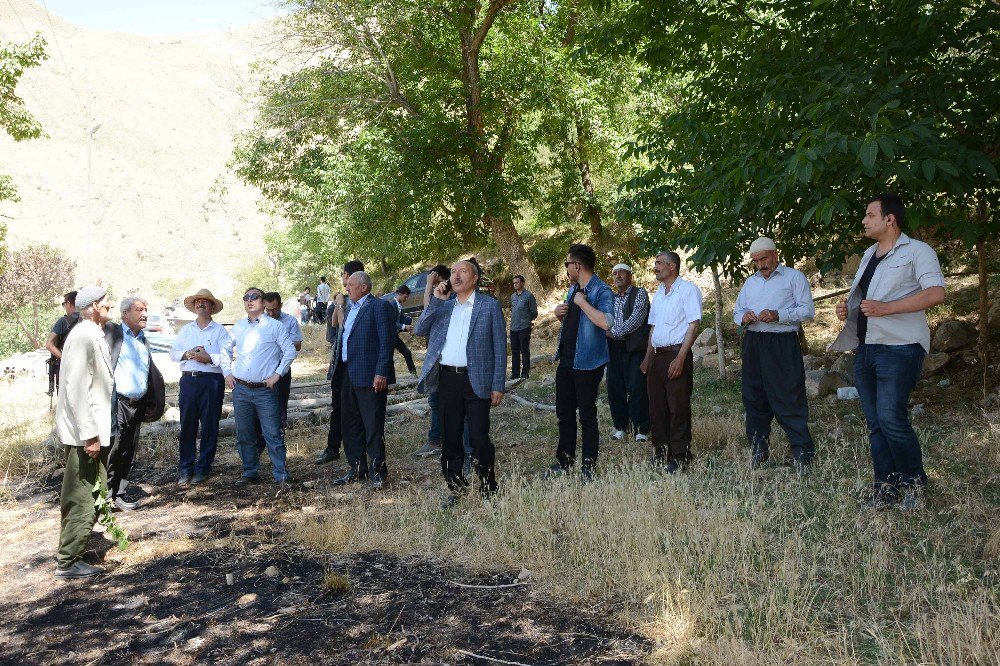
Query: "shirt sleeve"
733 282 750 326
778 272 815 325
612 289 650 338
219 325 234 376
685 284 703 323
913 243 946 290
595 284 615 328
529 293 538 321
289 318 304 344
168 325 187 362
274 322 297 377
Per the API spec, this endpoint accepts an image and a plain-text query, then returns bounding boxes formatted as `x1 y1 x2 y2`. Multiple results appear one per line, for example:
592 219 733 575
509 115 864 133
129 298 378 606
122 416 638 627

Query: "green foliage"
1 35 48 204
91 468 129 550
595 0 999 279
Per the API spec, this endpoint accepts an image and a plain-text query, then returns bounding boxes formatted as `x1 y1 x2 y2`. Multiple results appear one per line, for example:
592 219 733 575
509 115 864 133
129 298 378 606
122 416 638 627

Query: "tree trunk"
575 119 602 239
14 311 42 348
32 302 40 343
380 255 389 276
978 236 990 399
487 215 543 294
711 266 726 380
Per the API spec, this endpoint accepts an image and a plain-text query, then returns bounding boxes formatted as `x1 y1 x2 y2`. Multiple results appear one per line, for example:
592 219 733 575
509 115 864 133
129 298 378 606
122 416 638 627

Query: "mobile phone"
442 280 452 294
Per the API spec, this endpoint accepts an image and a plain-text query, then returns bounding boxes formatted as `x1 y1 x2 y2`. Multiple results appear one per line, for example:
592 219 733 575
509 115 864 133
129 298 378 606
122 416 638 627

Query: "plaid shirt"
609 286 650 340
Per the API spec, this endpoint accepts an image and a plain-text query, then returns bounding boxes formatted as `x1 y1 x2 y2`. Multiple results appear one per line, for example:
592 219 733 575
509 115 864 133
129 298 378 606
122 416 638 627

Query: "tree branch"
472 0 517 52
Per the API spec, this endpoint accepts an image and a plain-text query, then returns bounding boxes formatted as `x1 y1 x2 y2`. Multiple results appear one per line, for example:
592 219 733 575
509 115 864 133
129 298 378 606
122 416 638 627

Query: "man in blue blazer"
415 260 507 504
334 271 397 488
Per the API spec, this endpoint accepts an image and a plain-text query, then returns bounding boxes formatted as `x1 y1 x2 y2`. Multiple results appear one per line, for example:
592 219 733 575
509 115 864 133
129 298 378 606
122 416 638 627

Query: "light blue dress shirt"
115 323 150 399
341 293 370 362
274 311 304 344
733 264 815 334
221 315 297 382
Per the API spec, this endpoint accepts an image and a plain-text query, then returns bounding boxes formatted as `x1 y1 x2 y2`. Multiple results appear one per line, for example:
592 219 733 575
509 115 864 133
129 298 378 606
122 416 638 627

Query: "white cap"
748 237 777 255
611 263 632 273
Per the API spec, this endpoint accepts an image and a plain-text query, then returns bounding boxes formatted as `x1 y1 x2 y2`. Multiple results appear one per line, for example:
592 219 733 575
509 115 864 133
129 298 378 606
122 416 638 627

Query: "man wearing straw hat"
734 238 816 474
169 289 232 486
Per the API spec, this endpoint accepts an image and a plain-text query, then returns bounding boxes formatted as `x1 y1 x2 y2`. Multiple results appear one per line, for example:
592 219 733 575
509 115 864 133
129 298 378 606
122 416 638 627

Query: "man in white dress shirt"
316 276 331 323
641 251 702 472
221 287 297 488
169 289 232 486
261 291 303 446
734 237 816 473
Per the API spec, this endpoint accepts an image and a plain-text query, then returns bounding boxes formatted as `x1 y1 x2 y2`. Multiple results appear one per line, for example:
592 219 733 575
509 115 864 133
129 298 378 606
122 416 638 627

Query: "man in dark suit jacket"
415 260 506 505
334 271 397 488
381 284 417 375
103 296 165 511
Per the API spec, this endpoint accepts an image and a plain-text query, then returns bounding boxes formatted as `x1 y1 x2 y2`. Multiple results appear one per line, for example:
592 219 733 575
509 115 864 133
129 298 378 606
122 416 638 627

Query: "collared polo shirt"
733 264 815 334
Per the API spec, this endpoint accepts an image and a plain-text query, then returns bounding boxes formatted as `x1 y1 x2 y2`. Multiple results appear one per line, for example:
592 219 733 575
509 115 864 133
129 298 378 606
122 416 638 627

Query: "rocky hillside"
0 0 274 305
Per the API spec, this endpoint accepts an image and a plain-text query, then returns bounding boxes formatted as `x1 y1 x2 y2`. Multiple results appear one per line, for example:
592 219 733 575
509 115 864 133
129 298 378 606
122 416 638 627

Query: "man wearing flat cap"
734 237 816 473
606 263 651 442
54 286 114 578
169 289 233 486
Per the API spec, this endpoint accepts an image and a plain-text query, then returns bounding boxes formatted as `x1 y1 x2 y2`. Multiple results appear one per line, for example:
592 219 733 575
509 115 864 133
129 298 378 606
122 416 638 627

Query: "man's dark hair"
659 251 682 273
430 264 450 280
567 243 597 271
64 290 78 305
464 256 482 277
263 291 282 304
245 287 265 298
320 276 327 282
513 275 525 283
395 285 411 296
869 193 906 231
343 260 364 275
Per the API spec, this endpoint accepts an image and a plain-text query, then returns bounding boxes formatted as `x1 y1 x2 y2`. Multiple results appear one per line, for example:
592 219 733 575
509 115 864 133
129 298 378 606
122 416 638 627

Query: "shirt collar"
455 290 477 308
756 263 785 280
122 322 144 339
350 293 370 307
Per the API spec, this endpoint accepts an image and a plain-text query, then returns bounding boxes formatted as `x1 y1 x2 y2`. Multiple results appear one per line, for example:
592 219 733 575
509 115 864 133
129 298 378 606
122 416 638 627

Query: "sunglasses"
243 293 263 302
564 261 580 269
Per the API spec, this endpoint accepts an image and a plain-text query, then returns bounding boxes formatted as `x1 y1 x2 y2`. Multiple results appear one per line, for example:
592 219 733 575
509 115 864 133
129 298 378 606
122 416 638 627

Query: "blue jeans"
233 383 288 481
854 343 927 492
427 390 471 455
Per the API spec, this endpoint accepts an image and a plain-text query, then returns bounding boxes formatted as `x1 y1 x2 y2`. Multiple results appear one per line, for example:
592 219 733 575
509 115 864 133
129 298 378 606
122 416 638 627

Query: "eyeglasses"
243 293 262 302
564 261 580 269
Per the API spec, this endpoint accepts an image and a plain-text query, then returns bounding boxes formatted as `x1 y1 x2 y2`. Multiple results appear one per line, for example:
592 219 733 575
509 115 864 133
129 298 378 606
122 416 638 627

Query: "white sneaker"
611 429 625 441
635 433 648 442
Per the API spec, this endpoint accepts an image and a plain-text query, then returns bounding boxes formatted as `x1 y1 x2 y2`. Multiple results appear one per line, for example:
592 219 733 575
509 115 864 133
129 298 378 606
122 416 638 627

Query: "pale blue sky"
41 0 286 35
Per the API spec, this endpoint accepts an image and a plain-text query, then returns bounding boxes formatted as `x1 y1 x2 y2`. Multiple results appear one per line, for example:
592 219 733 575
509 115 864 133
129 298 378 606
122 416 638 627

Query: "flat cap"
75 285 107 310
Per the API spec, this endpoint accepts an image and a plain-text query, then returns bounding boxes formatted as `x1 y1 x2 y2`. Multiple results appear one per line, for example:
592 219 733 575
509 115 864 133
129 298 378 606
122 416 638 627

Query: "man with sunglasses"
221 287 298 489
550 244 614 480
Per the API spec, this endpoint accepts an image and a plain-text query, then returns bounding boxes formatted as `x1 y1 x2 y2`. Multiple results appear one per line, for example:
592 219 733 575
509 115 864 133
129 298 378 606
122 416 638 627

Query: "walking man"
382 285 417 375
317 260 364 465
509 275 538 379
104 296 165 511
222 287 297 488
316 276 331 323
641 251 702 472
832 193 945 511
415 260 507 505
333 271 397 488
734 238 816 472
54 286 115 578
169 289 231 486
261 291 304 443
550 244 614 480
606 263 651 442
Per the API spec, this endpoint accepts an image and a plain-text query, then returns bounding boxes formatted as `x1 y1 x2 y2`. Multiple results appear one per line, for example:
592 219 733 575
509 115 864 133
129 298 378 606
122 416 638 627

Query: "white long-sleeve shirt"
169 319 232 373
733 264 815 334
221 315 297 382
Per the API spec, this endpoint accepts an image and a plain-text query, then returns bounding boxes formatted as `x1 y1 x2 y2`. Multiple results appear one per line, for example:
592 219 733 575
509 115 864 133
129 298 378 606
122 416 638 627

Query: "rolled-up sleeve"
914 243 946 290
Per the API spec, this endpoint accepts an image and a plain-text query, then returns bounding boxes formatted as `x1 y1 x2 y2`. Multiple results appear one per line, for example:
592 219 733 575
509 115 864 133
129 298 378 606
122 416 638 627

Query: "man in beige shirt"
831 193 945 512
54 286 116 579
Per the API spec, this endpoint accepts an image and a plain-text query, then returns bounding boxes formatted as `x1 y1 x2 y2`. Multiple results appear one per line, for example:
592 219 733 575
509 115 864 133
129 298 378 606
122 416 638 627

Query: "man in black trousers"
316 260 364 465
382 284 417 375
333 271 397 488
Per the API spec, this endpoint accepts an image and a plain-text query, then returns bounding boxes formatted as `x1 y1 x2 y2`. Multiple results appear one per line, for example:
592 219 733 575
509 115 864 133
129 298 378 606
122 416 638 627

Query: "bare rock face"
932 320 974 352
829 353 855 384
922 352 951 376
988 302 1000 330
805 369 849 398
802 355 823 371
695 328 717 347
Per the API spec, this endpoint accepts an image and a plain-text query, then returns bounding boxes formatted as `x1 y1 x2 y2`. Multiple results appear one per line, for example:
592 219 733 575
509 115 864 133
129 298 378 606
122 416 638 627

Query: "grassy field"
3 293 998 664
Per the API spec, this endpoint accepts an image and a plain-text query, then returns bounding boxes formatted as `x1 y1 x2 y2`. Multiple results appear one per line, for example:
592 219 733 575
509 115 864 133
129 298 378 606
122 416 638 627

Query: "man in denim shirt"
549 244 614 480
831 193 945 512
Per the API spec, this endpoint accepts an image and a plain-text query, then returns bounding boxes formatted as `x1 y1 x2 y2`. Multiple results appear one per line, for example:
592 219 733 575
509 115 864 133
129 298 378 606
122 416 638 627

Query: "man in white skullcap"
606 263 651 442
734 237 816 473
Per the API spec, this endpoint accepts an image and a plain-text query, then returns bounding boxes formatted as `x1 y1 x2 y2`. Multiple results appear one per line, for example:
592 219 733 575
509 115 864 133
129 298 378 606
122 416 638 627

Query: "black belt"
182 370 222 377
118 394 144 407
440 365 468 374
234 377 268 389
651 344 682 354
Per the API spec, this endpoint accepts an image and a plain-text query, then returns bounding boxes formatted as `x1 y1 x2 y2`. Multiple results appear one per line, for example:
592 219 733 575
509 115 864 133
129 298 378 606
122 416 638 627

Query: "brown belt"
651 344 683 355
234 377 267 389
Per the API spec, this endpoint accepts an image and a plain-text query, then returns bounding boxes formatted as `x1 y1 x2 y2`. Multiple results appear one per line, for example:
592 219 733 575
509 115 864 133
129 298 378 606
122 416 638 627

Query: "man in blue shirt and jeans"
550 244 614 480
831 193 945 512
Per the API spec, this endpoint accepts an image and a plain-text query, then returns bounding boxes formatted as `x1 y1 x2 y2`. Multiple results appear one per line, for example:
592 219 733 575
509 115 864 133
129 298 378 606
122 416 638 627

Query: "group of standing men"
49 192 944 578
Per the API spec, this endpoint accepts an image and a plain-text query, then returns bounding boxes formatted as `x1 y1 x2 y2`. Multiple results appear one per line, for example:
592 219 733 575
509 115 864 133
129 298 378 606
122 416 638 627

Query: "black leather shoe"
315 448 341 465
664 460 680 474
332 471 366 486
235 475 261 487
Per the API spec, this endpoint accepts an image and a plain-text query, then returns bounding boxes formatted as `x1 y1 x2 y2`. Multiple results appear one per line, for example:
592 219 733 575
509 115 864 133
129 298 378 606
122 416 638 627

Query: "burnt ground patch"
2 544 646 665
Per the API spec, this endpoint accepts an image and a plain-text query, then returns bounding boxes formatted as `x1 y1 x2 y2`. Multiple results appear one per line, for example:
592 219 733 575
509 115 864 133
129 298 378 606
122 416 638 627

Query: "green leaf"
876 136 896 158
802 203 819 226
860 140 878 170
922 159 936 182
